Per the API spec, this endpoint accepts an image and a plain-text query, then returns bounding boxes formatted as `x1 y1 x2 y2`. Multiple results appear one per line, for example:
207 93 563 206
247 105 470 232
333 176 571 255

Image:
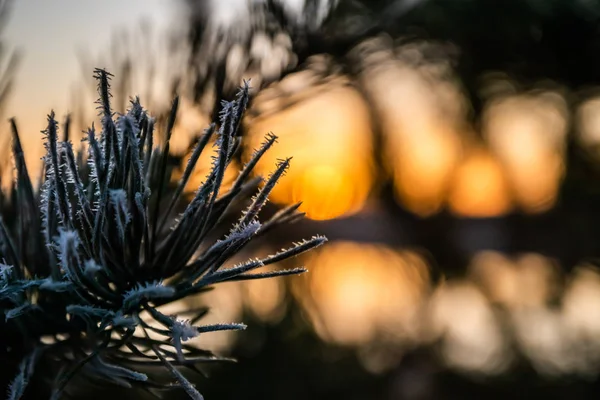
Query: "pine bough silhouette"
0 68 326 399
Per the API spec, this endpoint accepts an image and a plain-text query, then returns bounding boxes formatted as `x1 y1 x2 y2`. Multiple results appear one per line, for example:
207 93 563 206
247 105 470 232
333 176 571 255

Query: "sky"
0 0 323 141
3 0 177 140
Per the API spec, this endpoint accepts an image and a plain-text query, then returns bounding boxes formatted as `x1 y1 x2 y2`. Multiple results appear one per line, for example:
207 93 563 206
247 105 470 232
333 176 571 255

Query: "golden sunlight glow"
290 164 360 221
244 75 375 221
358 42 466 216
448 147 512 217
483 92 568 213
293 241 430 346
393 128 463 216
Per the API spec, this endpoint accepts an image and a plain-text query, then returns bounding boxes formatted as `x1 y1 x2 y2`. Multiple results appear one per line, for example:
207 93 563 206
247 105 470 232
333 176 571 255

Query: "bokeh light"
357 37 467 216
427 280 512 375
576 96 600 159
483 91 568 213
244 63 376 221
448 146 512 217
293 241 431 347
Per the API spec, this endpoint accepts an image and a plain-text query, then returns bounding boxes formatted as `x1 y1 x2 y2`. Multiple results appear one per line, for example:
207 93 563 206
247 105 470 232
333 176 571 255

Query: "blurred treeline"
187 2 600 399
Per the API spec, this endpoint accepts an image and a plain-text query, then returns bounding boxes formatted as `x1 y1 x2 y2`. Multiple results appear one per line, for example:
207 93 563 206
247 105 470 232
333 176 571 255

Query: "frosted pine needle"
0 68 326 399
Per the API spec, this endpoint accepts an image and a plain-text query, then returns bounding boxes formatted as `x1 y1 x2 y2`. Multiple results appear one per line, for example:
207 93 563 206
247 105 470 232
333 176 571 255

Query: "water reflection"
185 243 600 378
292 242 431 347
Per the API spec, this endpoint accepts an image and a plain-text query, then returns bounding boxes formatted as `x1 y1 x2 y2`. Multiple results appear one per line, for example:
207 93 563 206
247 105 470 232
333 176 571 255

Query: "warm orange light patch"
483 93 568 213
290 164 363 221
448 147 512 217
358 49 466 216
245 80 375 221
392 127 463 216
294 241 431 346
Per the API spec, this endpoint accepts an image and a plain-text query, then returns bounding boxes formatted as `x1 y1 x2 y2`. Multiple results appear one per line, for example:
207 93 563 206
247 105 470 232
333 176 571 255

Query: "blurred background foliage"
7 0 600 398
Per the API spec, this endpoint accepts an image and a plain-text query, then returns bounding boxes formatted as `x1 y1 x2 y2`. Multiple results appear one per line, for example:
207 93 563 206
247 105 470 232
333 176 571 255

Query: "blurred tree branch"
0 0 21 187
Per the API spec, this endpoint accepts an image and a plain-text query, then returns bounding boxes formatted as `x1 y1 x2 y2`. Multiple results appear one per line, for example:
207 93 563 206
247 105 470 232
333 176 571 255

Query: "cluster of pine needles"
0 68 325 399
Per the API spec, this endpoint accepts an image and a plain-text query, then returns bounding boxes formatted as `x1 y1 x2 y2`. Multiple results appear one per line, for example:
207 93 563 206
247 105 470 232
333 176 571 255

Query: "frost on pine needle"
0 68 326 399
